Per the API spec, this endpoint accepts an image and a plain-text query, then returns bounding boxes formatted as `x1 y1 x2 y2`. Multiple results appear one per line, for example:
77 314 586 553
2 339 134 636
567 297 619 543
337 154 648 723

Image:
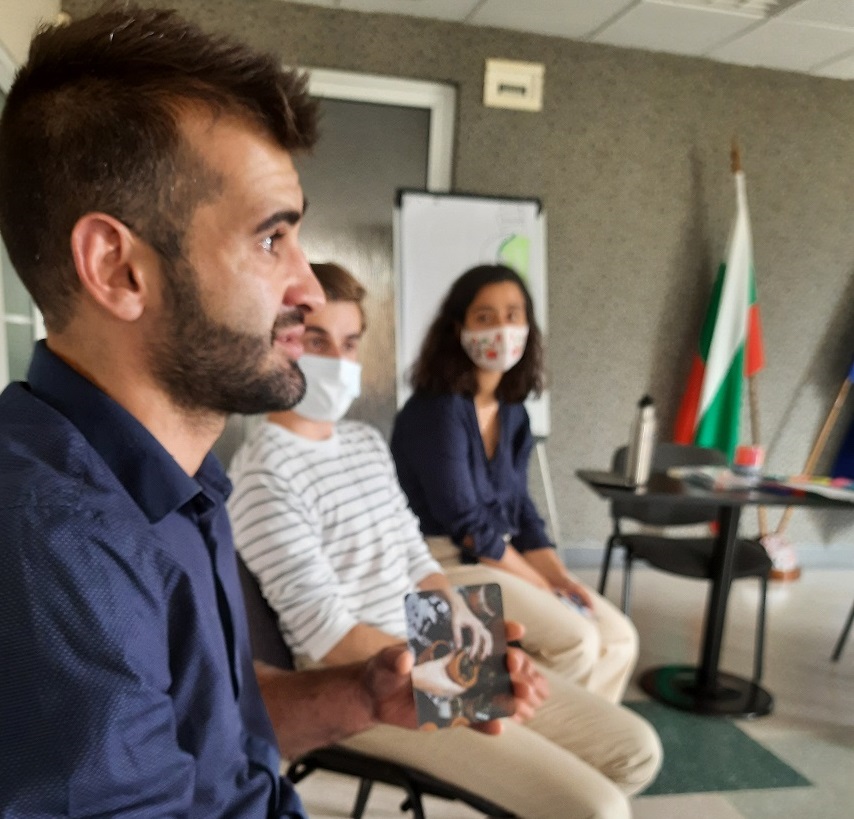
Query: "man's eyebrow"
253 200 308 235
304 325 329 337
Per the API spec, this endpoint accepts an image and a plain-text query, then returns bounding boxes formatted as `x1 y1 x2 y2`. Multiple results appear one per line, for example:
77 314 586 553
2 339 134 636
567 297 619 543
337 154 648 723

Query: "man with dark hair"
0 8 543 817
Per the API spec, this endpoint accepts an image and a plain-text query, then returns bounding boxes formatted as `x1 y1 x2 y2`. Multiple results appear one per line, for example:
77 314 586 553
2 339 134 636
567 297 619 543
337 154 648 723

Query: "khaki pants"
427 537 639 704
340 660 662 819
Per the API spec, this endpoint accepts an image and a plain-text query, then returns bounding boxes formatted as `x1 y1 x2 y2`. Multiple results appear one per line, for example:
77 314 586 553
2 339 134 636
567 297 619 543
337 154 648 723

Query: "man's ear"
69 213 155 322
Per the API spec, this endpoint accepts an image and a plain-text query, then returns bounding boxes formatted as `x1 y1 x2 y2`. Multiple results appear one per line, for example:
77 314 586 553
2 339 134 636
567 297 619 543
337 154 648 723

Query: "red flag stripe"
745 303 765 377
673 355 706 443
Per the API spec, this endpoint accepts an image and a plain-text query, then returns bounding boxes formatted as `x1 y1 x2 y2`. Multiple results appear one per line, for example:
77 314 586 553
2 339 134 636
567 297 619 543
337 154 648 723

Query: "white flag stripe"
698 171 753 419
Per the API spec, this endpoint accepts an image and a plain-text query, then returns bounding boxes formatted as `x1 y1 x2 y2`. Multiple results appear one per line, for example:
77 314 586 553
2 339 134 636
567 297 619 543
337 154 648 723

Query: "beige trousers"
340 660 662 819
427 537 639 704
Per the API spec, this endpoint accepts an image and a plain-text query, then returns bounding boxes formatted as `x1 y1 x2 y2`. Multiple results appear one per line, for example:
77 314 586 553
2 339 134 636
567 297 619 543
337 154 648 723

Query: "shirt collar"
26 341 231 522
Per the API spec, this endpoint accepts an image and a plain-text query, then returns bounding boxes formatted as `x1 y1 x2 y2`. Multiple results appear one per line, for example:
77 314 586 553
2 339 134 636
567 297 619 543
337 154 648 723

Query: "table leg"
638 503 773 717
697 505 741 692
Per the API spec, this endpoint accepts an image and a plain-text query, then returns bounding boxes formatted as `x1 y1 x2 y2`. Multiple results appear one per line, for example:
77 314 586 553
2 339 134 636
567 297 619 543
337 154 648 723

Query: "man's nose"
284 247 325 314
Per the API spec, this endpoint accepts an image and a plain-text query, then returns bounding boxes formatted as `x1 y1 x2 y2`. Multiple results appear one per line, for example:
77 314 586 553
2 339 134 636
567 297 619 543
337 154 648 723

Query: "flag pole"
748 374 769 535
773 372 852 536
732 138 770 538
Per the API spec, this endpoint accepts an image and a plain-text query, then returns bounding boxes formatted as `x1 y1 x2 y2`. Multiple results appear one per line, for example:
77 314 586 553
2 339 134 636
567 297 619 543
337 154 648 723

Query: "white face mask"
460 324 529 373
293 354 362 423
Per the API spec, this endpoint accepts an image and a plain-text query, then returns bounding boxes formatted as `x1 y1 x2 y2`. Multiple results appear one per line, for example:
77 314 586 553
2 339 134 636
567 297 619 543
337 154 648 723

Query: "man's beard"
148 256 306 416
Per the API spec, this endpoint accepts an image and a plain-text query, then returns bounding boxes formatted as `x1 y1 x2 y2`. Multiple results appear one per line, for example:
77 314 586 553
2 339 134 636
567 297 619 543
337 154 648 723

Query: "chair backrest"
237 555 295 671
610 442 728 527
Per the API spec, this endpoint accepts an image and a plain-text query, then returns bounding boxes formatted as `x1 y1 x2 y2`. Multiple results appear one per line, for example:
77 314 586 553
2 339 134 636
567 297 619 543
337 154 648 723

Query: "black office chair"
597 442 772 683
831 598 854 661
236 557 515 819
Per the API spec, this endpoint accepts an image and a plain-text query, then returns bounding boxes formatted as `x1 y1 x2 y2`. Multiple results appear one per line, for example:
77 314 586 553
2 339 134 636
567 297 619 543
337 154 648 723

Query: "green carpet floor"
626 701 812 795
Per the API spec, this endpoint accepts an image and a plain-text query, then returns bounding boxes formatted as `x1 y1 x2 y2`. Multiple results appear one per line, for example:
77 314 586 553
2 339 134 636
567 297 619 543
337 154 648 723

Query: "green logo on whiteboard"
497 234 530 280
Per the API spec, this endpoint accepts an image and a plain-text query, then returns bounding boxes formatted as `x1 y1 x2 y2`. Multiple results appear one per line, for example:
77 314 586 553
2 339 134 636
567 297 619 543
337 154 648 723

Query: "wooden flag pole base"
770 566 802 582
746 373 801 581
766 529 802 581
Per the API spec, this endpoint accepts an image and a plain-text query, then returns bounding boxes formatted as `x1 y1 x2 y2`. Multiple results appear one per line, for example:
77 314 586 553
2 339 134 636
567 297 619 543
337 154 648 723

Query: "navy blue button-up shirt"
390 391 552 561
0 342 306 818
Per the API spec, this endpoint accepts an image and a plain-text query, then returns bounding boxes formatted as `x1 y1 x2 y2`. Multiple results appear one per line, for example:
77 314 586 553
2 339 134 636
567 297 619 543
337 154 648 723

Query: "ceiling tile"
709 18 854 70
469 0 637 40
279 0 340 8
593 3 759 56
339 0 480 21
811 50 854 78
778 0 854 28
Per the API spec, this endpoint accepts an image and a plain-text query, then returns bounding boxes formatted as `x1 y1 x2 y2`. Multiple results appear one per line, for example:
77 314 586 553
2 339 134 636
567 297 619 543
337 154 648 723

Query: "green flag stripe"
698 263 726 360
748 263 758 305
695 346 745 460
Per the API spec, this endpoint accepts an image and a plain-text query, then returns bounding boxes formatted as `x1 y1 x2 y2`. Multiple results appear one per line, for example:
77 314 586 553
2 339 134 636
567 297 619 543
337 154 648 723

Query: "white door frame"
306 67 455 193
0 42 14 386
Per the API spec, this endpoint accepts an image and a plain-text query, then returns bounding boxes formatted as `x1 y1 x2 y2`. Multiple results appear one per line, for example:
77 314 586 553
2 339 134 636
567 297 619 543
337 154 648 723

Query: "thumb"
378 643 414 675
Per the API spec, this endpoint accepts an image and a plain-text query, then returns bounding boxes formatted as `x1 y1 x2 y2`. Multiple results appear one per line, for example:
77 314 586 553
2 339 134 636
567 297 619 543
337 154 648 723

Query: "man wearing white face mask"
228 263 491 671
228 262 661 819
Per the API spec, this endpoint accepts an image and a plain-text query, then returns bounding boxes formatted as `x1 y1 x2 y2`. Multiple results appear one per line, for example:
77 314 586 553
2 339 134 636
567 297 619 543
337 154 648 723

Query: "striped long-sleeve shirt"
227 420 441 662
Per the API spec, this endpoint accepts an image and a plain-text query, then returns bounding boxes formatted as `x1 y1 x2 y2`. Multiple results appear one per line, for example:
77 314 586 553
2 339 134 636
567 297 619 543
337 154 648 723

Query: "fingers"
505 646 549 723
504 619 526 644
465 619 493 660
574 587 595 610
471 719 504 736
451 618 463 652
411 655 467 698
478 624 493 659
376 643 413 675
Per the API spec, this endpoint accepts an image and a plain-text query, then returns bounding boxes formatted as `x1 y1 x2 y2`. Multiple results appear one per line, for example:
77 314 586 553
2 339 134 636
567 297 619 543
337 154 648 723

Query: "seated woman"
391 263 637 704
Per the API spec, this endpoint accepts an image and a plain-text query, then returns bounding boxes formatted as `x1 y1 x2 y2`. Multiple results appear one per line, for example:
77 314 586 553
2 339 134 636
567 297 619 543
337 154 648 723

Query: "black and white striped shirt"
228 420 441 661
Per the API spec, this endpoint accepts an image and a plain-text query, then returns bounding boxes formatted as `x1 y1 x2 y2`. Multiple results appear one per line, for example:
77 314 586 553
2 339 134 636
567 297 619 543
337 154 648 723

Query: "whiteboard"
394 189 550 437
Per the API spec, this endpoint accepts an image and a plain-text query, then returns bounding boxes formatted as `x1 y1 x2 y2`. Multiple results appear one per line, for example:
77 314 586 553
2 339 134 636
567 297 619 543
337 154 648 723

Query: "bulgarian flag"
674 158 765 460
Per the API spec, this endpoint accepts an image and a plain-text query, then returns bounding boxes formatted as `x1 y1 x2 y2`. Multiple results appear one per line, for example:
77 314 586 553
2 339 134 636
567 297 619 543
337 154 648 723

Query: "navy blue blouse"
0 342 304 818
390 391 552 561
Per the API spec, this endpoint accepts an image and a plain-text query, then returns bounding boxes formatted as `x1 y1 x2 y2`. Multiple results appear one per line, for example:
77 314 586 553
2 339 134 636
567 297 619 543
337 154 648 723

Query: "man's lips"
274 322 306 360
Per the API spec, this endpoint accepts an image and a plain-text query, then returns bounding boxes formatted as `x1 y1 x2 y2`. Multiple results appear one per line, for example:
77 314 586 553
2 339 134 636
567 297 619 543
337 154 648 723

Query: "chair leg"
399 785 427 819
621 551 634 615
598 536 616 595
831 599 854 662
753 575 768 683
351 778 373 819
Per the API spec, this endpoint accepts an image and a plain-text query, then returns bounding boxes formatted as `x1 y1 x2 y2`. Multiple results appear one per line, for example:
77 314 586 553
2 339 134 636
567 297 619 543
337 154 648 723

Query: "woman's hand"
523 548 595 612
554 582 595 613
410 654 469 698
447 590 493 660
479 543 553 592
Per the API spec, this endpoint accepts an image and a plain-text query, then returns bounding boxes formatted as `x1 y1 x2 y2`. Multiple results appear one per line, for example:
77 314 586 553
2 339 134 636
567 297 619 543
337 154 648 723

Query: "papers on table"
667 466 854 503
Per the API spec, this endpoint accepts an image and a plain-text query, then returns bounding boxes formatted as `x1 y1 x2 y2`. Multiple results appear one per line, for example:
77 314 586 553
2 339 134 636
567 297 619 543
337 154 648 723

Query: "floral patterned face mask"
460 324 529 373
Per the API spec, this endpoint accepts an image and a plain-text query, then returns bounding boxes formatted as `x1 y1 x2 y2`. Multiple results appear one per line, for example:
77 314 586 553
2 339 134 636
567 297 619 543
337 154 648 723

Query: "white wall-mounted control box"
483 58 545 112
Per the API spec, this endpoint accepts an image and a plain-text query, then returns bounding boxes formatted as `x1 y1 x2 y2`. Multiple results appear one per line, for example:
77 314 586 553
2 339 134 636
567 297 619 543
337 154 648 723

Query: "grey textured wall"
64 0 854 558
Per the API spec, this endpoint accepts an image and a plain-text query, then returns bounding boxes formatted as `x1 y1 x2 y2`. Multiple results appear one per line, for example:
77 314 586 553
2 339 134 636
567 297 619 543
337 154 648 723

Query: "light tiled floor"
294 565 854 818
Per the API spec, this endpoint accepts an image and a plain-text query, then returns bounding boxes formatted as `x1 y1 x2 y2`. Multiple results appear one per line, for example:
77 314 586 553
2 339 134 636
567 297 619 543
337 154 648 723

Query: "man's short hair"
310 262 367 330
0 5 319 331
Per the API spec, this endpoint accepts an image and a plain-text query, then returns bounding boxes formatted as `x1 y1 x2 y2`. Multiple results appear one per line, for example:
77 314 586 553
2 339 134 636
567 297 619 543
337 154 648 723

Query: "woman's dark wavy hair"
409 264 544 403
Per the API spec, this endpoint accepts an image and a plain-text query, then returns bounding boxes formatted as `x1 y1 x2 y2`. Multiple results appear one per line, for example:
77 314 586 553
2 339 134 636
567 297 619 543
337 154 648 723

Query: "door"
0 55 44 389
297 69 455 440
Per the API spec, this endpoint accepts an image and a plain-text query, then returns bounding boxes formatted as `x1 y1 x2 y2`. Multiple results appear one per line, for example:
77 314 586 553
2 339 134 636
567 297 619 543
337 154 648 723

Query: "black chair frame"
237 557 515 818
287 746 514 819
597 442 772 683
831 598 854 662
